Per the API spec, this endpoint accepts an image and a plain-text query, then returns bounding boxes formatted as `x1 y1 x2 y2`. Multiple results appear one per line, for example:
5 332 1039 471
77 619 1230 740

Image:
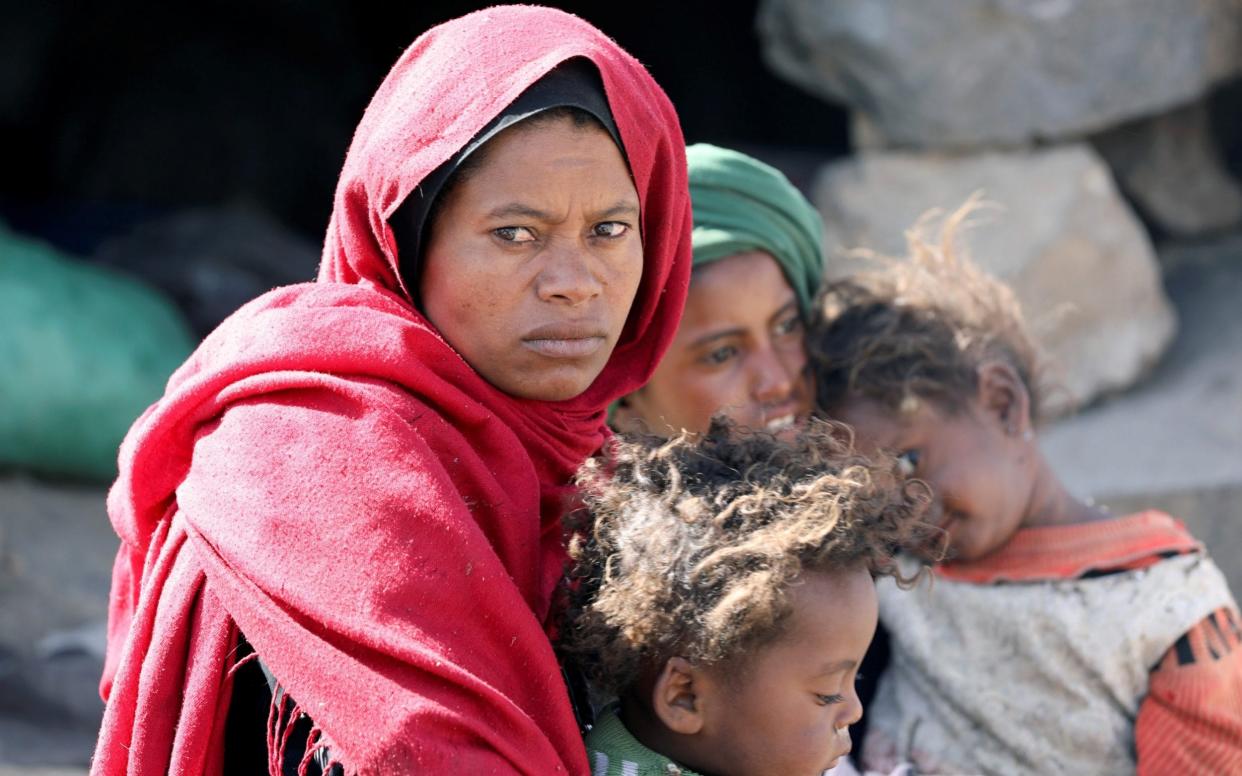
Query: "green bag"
0 223 195 481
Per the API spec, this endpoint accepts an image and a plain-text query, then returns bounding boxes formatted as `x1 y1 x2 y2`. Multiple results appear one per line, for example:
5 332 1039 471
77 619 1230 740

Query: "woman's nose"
535 243 603 305
751 347 796 404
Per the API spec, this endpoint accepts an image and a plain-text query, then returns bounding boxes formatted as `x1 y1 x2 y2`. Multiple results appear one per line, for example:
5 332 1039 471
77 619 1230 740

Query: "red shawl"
92 7 691 775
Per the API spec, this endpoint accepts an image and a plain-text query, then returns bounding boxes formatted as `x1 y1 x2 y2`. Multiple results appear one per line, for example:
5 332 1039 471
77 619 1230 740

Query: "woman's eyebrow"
768 299 799 321
487 203 554 220
484 199 639 222
690 328 746 349
593 200 640 220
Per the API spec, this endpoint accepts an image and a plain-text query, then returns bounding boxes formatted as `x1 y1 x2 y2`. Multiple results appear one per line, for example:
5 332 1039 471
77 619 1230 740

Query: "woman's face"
419 116 643 401
618 251 811 438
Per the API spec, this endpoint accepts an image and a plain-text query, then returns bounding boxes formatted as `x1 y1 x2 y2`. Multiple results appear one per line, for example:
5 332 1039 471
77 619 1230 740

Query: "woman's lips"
760 401 803 433
765 414 796 433
521 323 607 359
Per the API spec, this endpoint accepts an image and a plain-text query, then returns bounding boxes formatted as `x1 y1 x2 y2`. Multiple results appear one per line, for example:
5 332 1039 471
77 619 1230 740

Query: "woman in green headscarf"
613 143 824 438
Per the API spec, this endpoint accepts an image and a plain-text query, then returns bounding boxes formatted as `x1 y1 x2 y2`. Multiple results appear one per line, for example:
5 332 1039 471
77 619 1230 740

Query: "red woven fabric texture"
92 7 691 774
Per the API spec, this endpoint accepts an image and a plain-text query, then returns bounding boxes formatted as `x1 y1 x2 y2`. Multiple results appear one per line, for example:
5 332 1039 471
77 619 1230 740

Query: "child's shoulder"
937 509 1203 584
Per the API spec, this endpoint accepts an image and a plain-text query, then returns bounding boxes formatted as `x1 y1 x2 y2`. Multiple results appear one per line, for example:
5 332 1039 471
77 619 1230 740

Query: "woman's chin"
498 372 598 403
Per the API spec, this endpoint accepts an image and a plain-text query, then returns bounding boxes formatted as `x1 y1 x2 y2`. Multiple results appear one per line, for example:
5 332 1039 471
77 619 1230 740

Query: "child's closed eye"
815 693 846 705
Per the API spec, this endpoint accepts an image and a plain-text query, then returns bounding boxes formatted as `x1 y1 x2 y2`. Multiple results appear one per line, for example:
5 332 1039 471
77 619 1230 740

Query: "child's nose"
839 691 864 729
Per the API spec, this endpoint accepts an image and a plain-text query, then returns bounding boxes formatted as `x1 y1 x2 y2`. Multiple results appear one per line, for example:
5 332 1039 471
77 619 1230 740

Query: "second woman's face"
619 251 811 438
419 116 643 401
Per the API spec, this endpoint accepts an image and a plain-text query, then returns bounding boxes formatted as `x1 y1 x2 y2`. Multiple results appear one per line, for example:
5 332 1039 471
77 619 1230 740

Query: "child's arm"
1135 607 1242 775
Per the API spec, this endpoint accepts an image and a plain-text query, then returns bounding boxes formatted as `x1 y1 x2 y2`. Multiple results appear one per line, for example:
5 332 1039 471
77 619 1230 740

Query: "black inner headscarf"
392 58 622 304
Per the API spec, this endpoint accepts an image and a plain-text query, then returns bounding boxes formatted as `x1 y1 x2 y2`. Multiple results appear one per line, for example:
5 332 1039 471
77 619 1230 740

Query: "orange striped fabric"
1137 606 1242 774
936 510 1199 584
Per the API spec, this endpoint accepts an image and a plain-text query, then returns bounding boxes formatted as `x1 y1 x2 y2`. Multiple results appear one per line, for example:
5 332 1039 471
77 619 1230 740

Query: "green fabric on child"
585 706 703 776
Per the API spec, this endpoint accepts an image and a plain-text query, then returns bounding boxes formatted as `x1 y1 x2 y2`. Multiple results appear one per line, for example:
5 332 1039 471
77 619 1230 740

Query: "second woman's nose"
751 346 797 404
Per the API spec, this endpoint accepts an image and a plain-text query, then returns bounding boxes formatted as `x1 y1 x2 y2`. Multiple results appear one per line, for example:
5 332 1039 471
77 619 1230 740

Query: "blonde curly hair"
811 199 1048 424
558 418 932 695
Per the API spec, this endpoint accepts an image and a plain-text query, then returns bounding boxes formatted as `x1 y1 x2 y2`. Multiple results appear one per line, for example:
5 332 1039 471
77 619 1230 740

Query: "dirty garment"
91 6 691 775
862 511 1242 775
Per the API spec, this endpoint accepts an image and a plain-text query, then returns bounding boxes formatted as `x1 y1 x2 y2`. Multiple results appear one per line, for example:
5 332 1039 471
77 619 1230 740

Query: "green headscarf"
686 143 825 317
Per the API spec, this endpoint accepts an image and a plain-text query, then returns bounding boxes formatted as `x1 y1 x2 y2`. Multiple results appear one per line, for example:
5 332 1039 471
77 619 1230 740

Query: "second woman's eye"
494 226 537 243
592 221 629 239
773 313 804 338
701 344 739 366
896 449 921 477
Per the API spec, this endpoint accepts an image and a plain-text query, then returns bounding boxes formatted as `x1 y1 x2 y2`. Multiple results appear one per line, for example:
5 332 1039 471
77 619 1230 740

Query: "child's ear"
976 361 1031 437
650 656 706 735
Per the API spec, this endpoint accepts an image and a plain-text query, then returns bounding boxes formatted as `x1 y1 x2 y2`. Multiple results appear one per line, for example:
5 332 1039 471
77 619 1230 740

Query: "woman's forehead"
681 253 795 323
444 121 638 219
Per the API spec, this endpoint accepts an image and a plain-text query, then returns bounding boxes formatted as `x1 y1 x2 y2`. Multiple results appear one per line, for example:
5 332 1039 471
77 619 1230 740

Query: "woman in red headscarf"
92 7 691 775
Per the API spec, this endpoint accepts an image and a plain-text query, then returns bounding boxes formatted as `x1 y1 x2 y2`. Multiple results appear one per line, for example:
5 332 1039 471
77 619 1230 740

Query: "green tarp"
0 222 195 481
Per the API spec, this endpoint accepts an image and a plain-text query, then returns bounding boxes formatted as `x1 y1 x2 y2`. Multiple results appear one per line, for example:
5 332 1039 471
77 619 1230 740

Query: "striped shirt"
584 706 702 776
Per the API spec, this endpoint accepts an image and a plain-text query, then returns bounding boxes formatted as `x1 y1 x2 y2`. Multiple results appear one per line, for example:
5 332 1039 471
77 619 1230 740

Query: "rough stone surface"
0 476 113 770
1041 236 1242 596
814 143 1177 411
92 203 320 338
1094 100 1242 237
758 0 1242 149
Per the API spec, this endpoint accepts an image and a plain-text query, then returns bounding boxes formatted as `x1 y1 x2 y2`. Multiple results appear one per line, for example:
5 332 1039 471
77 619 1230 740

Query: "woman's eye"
592 221 629 238
775 316 804 340
896 450 921 477
774 314 804 337
494 226 536 243
816 693 846 706
701 345 738 366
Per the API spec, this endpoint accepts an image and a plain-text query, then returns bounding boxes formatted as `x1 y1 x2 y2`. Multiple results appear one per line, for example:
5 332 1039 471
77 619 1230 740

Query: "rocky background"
2 0 1241 771
759 0 1242 597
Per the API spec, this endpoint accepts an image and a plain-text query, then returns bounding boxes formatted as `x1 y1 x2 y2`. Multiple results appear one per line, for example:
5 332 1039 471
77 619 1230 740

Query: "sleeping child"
557 419 930 776
810 203 1242 775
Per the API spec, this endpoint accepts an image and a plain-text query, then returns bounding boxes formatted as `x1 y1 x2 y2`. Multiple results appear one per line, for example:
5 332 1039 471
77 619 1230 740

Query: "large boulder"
815 143 1176 411
758 0 1242 149
1041 236 1242 596
92 203 321 338
1093 100 1242 237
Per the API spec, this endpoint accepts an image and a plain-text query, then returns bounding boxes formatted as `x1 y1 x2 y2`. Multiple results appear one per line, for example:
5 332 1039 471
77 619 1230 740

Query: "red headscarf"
93 7 691 774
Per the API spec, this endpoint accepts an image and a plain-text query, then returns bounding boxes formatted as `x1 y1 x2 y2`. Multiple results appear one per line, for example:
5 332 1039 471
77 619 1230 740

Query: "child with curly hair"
558 419 930 776
810 204 1242 775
